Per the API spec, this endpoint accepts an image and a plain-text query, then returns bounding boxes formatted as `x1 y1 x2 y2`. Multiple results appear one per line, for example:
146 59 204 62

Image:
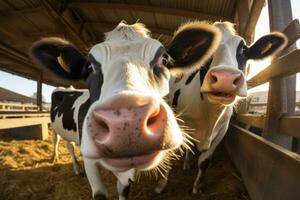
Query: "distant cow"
154 21 287 195
30 21 221 200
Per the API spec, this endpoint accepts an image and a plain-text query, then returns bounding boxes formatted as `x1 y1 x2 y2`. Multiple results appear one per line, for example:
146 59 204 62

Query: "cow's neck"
171 71 232 151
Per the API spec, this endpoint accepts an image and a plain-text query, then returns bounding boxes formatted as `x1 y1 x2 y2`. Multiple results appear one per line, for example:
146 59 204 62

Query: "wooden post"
37 74 43 111
263 0 296 149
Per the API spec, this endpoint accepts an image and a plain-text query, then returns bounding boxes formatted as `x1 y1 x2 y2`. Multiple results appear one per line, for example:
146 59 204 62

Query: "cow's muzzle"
85 93 181 170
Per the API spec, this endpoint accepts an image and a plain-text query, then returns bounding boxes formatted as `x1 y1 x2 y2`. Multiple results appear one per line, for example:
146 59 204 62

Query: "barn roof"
0 86 36 104
0 0 265 88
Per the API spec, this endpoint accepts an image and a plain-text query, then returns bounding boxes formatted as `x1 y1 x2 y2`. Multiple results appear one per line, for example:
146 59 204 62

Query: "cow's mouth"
103 151 162 170
206 92 236 104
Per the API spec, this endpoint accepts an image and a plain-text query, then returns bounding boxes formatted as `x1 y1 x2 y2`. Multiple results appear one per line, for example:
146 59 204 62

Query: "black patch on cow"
199 58 212 85
236 40 247 71
185 70 198 85
150 46 169 79
51 91 83 132
150 46 165 67
78 97 91 142
199 58 212 100
121 184 131 198
87 54 104 104
94 193 107 200
172 89 181 107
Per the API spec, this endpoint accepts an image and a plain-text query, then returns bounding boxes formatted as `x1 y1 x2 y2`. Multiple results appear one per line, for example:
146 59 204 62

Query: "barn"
0 0 299 199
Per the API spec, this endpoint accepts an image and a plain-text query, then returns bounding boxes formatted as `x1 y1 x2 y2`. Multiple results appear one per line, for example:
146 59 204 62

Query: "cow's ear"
166 21 221 74
246 32 287 60
29 37 87 80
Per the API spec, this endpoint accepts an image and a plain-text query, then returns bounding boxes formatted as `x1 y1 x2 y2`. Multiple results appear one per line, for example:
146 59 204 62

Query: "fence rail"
226 18 300 200
0 102 50 112
225 124 300 200
0 102 38 112
0 103 51 130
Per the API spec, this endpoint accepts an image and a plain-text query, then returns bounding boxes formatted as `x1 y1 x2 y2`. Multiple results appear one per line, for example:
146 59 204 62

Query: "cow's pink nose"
209 70 243 92
87 102 168 157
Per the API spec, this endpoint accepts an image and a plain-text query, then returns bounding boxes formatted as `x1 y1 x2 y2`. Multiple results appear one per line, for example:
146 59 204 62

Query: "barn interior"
0 0 300 200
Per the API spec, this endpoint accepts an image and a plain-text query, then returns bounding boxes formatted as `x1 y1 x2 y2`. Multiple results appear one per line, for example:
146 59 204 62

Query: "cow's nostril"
233 75 242 86
211 74 218 83
147 110 160 127
98 120 110 133
93 111 110 134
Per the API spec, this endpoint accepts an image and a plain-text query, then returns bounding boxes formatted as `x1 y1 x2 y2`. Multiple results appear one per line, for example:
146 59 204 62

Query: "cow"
154 21 287 195
29 21 221 200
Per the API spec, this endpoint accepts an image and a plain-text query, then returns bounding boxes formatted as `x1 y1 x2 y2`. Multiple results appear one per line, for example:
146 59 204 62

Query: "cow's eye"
241 46 247 55
161 54 169 66
86 64 95 73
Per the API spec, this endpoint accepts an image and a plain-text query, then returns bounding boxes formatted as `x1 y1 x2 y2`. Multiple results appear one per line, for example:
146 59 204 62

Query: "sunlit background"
0 0 299 103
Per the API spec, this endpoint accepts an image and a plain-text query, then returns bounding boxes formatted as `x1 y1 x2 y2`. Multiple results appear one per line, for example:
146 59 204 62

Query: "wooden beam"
263 0 296 148
37 74 43 111
236 114 265 129
42 0 88 48
0 41 41 76
0 41 29 61
0 6 44 16
243 0 266 42
282 19 300 49
280 116 300 139
0 63 39 81
247 49 300 88
84 21 174 36
0 117 50 129
236 0 251 40
67 7 96 44
2 0 43 32
236 114 300 138
69 2 231 22
225 124 300 200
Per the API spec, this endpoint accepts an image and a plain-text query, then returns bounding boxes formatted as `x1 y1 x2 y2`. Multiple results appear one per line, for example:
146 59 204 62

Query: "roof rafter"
83 21 174 36
0 41 32 66
0 6 44 16
41 0 89 48
69 2 232 22
241 0 266 43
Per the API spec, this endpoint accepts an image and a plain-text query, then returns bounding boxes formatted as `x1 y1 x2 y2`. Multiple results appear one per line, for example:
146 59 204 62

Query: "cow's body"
30 21 221 200
50 87 89 174
155 22 287 195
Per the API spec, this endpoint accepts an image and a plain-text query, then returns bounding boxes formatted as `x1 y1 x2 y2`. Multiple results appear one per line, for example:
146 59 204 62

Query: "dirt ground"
0 130 249 200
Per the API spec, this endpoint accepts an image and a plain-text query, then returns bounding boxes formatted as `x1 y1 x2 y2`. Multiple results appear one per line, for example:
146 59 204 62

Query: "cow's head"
30 21 220 172
200 22 287 105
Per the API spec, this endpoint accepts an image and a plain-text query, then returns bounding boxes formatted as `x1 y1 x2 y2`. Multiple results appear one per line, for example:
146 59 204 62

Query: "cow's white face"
30 21 221 172
201 22 287 105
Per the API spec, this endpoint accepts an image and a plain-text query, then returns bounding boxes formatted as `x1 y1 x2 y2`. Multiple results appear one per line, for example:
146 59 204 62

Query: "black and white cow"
154 21 287 195
50 86 88 175
29 21 221 200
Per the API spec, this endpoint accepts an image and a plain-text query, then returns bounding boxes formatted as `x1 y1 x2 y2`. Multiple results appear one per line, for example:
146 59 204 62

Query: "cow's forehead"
89 37 163 65
214 22 244 47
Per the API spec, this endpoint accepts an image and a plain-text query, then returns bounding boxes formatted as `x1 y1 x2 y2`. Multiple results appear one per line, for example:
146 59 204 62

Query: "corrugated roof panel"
156 13 193 30
75 6 106 22
99 9 120 23
127 0 149 5
0 1 11 13
132 11 157 27
150 0 236 21
9 0 41 9
4 15 38 33
22 12 54 31
114 10 136 24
